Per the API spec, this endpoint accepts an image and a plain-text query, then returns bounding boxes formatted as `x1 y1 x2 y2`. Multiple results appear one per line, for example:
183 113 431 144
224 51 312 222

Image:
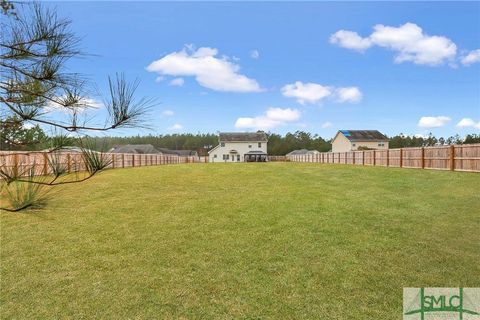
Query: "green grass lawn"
1 163 479 319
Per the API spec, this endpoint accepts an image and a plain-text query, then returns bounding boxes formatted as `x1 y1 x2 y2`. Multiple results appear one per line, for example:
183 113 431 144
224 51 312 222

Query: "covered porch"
244 151 268 162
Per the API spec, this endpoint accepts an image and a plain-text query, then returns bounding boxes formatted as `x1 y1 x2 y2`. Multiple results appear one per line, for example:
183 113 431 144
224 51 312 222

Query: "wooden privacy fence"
267 155 287 162
286 144 480 172
0 151 208 177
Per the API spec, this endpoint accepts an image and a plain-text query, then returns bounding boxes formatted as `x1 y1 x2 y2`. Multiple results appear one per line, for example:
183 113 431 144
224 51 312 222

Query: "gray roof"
110 144 161 154
172 150 198 156
157 148 198 156
286 149 320 156
219 131 268 142
338 130 389 142
110 145 197 156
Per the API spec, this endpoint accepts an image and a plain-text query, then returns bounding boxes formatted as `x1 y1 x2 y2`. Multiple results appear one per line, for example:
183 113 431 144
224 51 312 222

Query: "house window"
352 143 356 147
258 142 261 148
221 142 225 147
223 154 229 160
378 143 384 147
237 155 240 161
214 154 217 158
248 145 252 148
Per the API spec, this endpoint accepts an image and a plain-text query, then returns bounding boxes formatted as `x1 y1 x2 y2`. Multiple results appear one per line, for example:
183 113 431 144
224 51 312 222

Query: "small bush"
1 167 48 212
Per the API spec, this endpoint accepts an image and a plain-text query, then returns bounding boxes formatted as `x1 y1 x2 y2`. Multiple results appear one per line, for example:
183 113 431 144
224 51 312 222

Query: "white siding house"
331 130 389 152
209 132 268 162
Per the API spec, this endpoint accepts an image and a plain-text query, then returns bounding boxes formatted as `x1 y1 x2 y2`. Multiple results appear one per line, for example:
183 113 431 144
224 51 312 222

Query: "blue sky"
47 1 479 139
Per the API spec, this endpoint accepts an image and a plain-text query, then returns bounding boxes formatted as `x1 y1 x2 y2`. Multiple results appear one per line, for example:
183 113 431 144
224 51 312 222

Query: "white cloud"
250 49 260 59
169 78 185 86
329 30 372 51
146 45 262 92
168 123 183 130
45 97 103 113
330 23 457 66
155 76 165 83
161 110 174 117
281 81 333 105
281 81 362 104
235 107 301 130
265 107 300 122
461 49 480 66
414 133 429 139
457 118 480 129
418 116 451 128
321 121 333 129
334 87 362 103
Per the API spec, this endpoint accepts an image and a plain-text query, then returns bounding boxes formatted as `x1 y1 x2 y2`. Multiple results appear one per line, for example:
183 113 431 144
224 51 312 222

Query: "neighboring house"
331 130 389 152
109 144 197 156
157 148 198 157
109 144 161 154
286 149 320 156
208 131 268 162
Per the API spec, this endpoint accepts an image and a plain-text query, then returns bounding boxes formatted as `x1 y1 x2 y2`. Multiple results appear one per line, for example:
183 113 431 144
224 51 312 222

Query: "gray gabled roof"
109 145 197 156
337 130 389 142
157 148 198 156
109 144 161 154
286 149 320 156
219 131 268 142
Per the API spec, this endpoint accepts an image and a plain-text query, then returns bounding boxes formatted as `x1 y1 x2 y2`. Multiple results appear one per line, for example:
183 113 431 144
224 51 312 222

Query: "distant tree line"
388 133 480 148
2 120 479 155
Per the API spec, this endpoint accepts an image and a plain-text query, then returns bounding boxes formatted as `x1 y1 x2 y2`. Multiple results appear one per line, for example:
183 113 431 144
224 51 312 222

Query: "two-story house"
331 130 389 152
208 131 268 162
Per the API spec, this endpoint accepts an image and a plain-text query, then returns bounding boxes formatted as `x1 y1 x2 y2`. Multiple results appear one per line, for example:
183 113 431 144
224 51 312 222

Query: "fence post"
373 150 376 166
66 153 71 173
345 152 347 164
386 149 389 167
399 148 403 168
450 145 455 171
421 147 425 169
362 151 365 165
132 154 135 167
122 154 125 168
12 153 19 177
353 152 355 165
43 153 48 175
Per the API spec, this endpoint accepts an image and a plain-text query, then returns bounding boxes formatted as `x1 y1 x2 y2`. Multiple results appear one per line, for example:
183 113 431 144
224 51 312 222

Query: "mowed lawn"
1 163 479 319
